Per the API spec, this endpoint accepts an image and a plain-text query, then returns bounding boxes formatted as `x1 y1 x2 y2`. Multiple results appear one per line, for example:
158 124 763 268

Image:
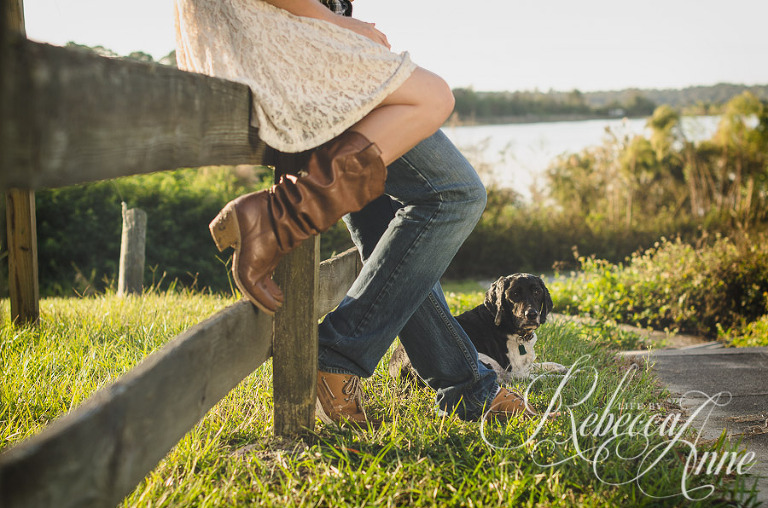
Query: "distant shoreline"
447 82 768 128
445 113 642 127
444 112 721 128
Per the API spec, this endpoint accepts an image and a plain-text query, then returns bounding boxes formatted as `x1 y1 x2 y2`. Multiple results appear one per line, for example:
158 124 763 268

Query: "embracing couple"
175 0 551 429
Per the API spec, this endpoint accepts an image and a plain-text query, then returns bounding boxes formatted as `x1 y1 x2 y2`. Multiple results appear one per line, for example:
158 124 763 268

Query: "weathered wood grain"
5 189 39 323
0 0 366 497
0 300 273 508
2 1 38 325
0 243 360 505
2 0 25 37
272 237 320 436
316 247 362 319
0 39 269 191
117 204 147 297
1 1 26 141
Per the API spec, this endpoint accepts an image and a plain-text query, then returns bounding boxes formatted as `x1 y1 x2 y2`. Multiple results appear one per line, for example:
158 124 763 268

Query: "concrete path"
625 343 768 504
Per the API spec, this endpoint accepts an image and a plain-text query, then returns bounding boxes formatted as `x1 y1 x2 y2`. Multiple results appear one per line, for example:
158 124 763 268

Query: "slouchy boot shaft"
210 131 387 314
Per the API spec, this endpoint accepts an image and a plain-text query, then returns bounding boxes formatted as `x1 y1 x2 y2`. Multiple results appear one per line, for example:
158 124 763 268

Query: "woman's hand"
333 16 390 49
262 0 391 49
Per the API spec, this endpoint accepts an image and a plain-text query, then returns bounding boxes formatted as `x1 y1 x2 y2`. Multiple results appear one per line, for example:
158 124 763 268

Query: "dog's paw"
549 362 569 374
498 369 533 384
535 362 569 375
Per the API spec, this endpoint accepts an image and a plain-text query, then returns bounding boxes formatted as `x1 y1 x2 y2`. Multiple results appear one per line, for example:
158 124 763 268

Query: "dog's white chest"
505 333 537 376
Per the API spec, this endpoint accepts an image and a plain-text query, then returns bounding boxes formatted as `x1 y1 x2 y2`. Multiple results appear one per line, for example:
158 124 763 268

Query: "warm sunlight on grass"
0 292 760 506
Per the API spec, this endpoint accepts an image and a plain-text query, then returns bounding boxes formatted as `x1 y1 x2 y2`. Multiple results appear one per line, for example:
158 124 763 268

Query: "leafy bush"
550 235 768 341
446 94 768 279
723 314 768 347
26 166 357 297
34 167 272 296
545 93 768 235
445 187 693 279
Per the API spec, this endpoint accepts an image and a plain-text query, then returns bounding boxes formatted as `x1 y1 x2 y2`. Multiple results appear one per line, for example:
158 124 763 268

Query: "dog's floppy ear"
539 277 553 324
484 276 509 327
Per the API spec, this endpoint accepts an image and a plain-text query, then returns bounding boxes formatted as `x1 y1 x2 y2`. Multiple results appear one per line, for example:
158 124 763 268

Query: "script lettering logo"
481 355 756 501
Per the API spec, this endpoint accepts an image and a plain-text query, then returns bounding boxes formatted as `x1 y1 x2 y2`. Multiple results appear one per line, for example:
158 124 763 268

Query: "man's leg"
318 130 498 420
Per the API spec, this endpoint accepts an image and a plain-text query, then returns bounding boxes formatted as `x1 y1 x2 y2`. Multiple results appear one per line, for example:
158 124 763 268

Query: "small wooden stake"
117 202 147 297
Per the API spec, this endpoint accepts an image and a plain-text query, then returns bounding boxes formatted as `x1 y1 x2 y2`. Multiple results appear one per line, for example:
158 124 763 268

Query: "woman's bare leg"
350 67 455 166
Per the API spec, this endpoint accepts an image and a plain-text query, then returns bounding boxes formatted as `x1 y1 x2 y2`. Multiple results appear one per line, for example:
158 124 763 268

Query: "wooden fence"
0 2 362 506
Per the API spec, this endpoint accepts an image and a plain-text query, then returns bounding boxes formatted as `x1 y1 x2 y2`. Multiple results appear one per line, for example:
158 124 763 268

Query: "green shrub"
28 166 358 297
34 167 272 296
720 314 768 347
445 187 693 279
550 234 768 338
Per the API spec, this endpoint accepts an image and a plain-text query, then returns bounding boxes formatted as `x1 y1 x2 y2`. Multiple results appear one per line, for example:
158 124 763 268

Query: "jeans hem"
317 357 360 376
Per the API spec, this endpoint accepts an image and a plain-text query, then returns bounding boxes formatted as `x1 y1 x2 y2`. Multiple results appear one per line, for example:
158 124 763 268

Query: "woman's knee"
421 70 455 126
393 67 455 127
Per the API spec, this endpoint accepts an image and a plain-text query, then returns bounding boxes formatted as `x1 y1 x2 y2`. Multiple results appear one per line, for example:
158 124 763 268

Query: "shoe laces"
341 375 363 403
320 374 363 404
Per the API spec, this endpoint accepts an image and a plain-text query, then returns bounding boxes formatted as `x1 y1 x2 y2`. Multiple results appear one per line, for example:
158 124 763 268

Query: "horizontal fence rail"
316 247 364 317
0 247 361 508
0 36 269 191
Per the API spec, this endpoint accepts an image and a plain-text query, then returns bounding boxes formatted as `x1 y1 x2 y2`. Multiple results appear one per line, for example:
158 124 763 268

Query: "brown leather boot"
209 131 387 314
485 387 538 420
316 371 382 430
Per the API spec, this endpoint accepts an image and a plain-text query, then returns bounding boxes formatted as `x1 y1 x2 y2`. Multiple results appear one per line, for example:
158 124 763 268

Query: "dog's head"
483 273 553 338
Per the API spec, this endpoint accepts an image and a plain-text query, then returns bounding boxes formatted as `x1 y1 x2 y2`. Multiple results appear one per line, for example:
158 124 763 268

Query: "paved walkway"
624 342 768 504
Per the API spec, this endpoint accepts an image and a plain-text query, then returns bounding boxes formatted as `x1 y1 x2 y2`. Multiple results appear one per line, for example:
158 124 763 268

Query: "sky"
21 0 768 93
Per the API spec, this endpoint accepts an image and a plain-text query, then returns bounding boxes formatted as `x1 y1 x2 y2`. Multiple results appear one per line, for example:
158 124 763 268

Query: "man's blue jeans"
317 129 499 420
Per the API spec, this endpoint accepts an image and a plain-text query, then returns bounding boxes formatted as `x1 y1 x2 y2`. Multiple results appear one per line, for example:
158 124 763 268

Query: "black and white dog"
389 274 568 385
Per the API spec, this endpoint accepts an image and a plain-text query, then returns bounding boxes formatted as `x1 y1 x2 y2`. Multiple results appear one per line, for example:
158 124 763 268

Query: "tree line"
451 84 768 124
452 88 657 124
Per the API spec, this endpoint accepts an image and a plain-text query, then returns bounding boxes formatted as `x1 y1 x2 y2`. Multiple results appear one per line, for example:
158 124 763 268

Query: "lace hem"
175 0 417 152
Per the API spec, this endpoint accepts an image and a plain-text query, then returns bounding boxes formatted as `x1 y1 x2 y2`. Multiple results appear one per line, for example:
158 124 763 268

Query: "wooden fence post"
5 190 38 324
3 0 38 325
117 202 147 297
272 236 320 436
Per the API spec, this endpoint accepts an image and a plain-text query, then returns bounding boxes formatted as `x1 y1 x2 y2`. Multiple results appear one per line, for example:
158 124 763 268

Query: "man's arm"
261 0 336 21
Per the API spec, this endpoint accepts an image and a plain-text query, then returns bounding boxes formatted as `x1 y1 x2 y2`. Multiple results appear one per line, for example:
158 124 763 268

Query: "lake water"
443 115 721 199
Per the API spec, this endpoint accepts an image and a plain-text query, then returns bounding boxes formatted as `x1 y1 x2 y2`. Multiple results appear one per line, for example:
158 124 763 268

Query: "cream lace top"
174 0 416 152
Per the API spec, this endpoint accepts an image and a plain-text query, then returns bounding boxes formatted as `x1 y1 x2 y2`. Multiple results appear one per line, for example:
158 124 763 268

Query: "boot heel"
209 203 240 252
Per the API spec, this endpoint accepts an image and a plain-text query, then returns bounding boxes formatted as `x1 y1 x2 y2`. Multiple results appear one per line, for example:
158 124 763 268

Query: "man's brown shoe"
485 387 537 420
316 371 382 430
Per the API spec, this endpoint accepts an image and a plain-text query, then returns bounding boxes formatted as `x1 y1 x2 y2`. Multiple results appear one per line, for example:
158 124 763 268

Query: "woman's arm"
261 0 390 48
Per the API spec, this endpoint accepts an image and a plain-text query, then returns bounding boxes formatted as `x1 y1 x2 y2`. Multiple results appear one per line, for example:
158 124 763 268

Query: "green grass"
0 292 761 506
